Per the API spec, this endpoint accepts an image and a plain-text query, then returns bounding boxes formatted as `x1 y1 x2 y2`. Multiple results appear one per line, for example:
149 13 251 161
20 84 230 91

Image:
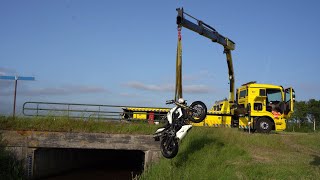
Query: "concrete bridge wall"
1 130 160 179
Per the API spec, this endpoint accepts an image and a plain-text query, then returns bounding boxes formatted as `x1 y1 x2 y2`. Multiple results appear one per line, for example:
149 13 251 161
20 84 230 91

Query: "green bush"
0 134 25 180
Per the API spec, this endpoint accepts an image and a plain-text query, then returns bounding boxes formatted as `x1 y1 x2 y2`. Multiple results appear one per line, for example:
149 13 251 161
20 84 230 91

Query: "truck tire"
256 117 272 133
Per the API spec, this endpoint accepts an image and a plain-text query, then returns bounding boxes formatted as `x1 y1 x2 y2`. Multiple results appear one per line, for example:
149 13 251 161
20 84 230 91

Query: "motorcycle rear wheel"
188 101 207 123
160 136 179 159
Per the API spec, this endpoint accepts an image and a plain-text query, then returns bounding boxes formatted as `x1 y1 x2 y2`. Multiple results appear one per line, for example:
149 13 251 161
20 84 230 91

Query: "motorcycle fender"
176 125 192 140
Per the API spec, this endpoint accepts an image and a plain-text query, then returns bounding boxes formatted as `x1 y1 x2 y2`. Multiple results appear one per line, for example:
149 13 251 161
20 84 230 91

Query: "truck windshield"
266 89 282 103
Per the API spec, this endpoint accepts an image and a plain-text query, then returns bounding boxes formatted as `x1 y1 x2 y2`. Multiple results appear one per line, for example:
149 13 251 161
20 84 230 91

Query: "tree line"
288 99 320 132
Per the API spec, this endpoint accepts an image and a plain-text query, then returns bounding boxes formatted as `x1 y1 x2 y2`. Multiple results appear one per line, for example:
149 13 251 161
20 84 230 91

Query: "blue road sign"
0 75 16 80
0 76 35 81
0 75 35 118
17 76 35 81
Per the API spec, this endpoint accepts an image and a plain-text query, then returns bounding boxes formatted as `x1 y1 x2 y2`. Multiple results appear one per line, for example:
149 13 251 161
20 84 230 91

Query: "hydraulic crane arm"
177 8 235 50
176 8 236 103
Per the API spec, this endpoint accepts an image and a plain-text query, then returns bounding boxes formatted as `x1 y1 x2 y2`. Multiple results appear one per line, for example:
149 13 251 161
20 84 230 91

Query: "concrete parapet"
2 130 159 151
144 150 161 169
1 130 161 179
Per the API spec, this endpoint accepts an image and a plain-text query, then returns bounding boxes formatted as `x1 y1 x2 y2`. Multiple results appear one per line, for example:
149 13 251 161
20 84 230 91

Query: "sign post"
0 75 35 118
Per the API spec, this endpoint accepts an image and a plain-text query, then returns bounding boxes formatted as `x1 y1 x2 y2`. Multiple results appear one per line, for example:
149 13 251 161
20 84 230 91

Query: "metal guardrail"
23 101 168 122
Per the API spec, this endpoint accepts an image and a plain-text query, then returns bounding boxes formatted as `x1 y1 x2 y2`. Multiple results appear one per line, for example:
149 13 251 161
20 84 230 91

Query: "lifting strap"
175 27 183 101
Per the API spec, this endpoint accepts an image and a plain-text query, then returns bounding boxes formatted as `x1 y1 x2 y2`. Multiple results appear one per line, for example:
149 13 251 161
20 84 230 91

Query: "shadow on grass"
310 155 320 166
174 134 224 167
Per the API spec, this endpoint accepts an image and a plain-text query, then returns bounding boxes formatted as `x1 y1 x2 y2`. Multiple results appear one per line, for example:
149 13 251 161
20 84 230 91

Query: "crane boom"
176 8 236 103
177 8 235 50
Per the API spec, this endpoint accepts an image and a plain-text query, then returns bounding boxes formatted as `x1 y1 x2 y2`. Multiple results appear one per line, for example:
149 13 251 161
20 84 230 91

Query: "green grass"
1 116 320 179
141 128 320 179
0 116 158 134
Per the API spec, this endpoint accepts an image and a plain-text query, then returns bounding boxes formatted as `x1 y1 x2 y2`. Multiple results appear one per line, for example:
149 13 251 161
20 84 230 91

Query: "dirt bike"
154 99 207 158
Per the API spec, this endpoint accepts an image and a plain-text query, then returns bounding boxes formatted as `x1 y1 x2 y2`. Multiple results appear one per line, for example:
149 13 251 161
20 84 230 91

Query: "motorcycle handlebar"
166 100 189 109
166 100 175 104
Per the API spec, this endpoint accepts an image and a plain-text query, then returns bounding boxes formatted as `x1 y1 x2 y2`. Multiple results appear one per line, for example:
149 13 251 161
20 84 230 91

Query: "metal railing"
23 101 168 122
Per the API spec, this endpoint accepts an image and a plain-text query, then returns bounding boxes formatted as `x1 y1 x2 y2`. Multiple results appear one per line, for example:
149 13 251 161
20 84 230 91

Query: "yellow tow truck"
123 8 295 133
196 81 295 133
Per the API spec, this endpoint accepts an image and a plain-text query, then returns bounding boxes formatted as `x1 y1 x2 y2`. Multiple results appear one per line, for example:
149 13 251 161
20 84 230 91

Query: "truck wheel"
256 117 272 133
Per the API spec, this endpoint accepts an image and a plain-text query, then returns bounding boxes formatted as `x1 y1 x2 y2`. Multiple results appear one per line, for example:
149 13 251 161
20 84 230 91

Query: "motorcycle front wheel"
188 101 207 123
160 136 179 159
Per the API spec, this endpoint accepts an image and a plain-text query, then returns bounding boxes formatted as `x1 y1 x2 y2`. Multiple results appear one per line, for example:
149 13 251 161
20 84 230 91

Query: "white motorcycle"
154 98 207 158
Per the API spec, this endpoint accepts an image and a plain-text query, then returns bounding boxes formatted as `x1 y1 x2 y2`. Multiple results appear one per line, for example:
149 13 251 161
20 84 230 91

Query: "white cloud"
184 85 211 93
0 85 109 96
124 81 174 92
124 81 212 94
0 67 16 76
119 92 140 98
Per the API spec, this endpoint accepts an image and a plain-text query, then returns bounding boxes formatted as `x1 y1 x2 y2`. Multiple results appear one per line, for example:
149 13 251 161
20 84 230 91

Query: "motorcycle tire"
160 136 179 159
188 101 207 123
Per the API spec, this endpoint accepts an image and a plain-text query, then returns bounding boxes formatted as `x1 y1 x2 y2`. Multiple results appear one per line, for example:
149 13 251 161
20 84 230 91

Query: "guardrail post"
36 104 39 116
98 106 101 120
67 105 70 119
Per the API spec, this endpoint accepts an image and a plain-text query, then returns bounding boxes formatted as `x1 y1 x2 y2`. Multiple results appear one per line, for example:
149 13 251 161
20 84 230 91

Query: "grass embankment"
1 117 319 179
0 116 158 134
141 128 320 179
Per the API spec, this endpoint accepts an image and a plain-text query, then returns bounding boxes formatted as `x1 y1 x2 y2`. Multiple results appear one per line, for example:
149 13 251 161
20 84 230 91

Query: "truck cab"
235 81 295 133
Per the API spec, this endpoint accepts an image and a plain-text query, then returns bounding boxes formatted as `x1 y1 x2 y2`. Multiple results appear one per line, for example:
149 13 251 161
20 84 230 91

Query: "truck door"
284 88 295 116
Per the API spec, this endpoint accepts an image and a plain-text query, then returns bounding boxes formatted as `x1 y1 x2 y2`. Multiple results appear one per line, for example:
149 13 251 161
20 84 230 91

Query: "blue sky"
1 0 320 115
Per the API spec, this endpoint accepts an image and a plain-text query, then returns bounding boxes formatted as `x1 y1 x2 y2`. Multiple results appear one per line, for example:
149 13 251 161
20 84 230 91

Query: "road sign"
0 75 35 118
0 76 16 80
0 76 35 81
